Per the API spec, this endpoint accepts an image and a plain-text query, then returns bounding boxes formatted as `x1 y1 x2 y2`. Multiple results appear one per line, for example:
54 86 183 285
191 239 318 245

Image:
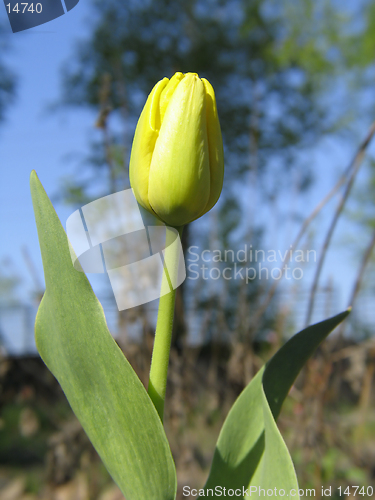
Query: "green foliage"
30 171 177 500
202 310 349 498
30 171 350 499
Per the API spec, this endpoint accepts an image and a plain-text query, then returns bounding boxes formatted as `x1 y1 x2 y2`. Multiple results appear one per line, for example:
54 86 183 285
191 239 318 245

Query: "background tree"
60 0 342 199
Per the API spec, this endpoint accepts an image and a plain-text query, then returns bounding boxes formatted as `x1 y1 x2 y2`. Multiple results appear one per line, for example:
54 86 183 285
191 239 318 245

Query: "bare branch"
336 228 375 338
305 121 375 326
250 121 375 331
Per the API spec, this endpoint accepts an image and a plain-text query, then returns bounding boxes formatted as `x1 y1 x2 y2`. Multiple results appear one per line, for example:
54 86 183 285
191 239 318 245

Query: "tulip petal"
201 78 224 215
148 74 211 226
129 78 169 212
159 72 184 123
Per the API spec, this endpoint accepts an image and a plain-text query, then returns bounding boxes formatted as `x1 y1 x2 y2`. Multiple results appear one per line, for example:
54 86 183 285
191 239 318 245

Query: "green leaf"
30 171 176 500
202 310 350 498
263 310 350 420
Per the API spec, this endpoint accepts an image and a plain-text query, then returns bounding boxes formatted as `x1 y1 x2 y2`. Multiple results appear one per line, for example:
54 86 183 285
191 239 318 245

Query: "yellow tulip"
129 72 224 227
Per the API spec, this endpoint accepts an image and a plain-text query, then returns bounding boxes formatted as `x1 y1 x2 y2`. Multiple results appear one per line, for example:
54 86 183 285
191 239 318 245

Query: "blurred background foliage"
58 0 375 199
1 0 375 498
0 23 15 124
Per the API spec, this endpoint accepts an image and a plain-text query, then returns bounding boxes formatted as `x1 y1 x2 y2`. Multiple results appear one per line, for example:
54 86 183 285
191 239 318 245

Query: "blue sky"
0 0 374 353
0 2 94 296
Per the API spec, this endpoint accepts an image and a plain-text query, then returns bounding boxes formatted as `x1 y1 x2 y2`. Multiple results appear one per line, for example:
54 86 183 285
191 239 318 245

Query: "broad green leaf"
30 171 176 500
263 310 350 420
202 310 350 498
256 385 299 495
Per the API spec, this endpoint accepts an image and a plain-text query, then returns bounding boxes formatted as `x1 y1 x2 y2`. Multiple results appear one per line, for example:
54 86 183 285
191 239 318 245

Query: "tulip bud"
129 72 224 227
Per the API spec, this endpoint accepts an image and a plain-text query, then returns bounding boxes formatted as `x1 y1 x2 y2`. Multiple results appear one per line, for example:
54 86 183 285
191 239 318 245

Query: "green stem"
148 225 184 421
